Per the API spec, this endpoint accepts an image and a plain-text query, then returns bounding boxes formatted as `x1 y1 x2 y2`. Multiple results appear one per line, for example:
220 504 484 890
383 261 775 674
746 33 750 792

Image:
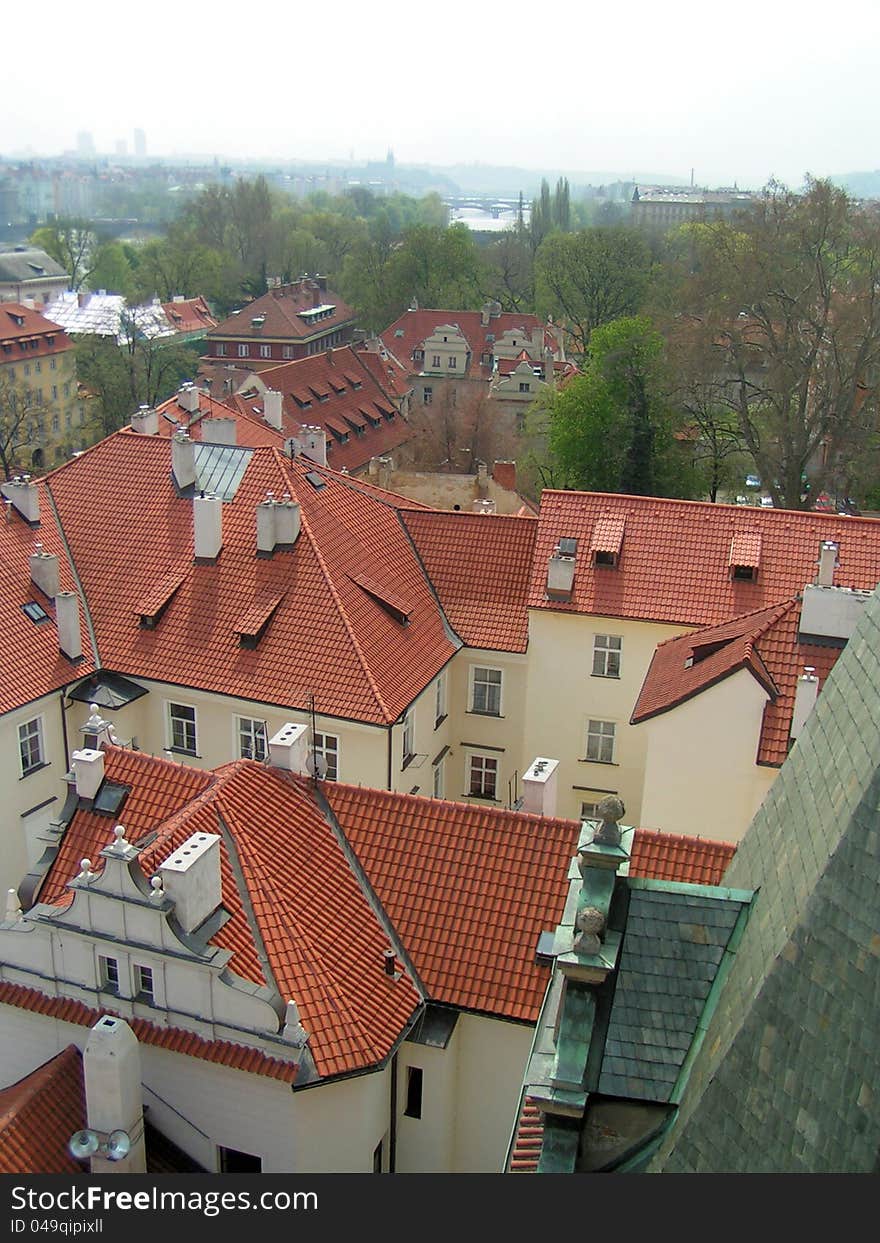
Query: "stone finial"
5 889 21 920
592 795 625 847
108 824 129 854
77 858 96 881
149 875 164 903
573 905 606 956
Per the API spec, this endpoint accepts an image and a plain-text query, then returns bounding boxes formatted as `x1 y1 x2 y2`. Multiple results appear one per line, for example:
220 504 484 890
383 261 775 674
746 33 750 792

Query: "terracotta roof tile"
160 296 217 335
380 310 559 382
628 828 736 885
590 514 625 555
0 1045 84 1174
508 1095 543 1172
729 531 762 569
402 510 537 651
152 392 286 448
208 282 355 345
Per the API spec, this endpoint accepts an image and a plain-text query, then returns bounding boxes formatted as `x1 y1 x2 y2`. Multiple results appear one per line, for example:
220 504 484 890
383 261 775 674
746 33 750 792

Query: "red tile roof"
152 391 285 448
0 1045 84 1174
529 492 880 624
628 828 736 885
401 510 537 651
38 749 422 1079
632 599 841 765
0 982 299 1084
380 309 558 382
0 303 73 361
508 1095 543 1173
209 281 355 345
237 346 412 472
40 436 456 725
160 296 217 335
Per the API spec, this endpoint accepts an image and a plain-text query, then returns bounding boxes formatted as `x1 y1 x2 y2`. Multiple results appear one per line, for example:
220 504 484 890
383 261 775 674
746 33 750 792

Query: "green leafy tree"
30 219 98 291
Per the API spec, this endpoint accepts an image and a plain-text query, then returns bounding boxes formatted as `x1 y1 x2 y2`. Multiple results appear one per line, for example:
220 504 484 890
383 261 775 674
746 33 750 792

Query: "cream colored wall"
396 1041 457 1172
422 327 468 374
522 610 692 823
445 650 528 808
451 1013 533 1172
638 669 777 843
3 690 68 897
374 469 525 514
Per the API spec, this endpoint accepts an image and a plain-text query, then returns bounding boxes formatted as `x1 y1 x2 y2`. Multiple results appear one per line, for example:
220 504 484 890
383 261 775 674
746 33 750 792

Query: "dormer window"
590 515 625 568
729 532 761 582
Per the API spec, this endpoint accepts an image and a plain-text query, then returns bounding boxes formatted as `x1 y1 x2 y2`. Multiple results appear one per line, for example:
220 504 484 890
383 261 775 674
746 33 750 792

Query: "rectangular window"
519 382 530 392
134 964 154 1002
423 387 432 405
469 754 498 800
238 344 249 358
434 674 446 727
432 756 444 799
592 634 622 678
402 710 414 765
50 358 56 370
168 703 197 754
259 344 271 358
448 356 457 368
471 667 502 716
52 384 58 400
586 720 616 764
35 360 42 373
219 1146 263 1173
99 955 119 993
216 343 226 357
404 1066 423 1118
282 345 294 359
238 716 268 761
18 718 45 776
312 732 339 781
432 354 441 368
52 414 59 433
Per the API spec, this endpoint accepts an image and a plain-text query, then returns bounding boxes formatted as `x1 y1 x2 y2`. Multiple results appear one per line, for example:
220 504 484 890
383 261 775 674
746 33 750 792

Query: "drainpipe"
387 724 393 791
60 689 70 772
389 1052 398 1173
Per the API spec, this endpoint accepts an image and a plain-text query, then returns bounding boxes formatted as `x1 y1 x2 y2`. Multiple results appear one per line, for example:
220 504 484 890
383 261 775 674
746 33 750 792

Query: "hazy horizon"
3 0 877 192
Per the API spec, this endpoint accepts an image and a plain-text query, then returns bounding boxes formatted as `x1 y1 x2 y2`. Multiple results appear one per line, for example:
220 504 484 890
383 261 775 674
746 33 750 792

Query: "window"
432 755 444 799
52 384 58 400
432 354 441 368
404 1066 423 1118
238 716 268 761
219 1146 262 1173
50 358 56 370
312 732 339 781
413 349 424 363
423 387 432 405
35 360 42 374
434 673 446 727
134 964 154 1002
63 382 70 398
238 344 249 358
216 343 226 357
471 666 502 716
586 720 616 764
168 703 197 754
469 754 498 800
592 634 622 678
519 382 530 393
18 717 45 776
99 955 119 993
402 710 414 766
448 356 457 368
259 344 271 358
283 345 294 359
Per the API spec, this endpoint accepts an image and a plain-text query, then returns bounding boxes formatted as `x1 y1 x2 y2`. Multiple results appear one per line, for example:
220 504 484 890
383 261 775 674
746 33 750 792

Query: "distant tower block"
134 128 146 159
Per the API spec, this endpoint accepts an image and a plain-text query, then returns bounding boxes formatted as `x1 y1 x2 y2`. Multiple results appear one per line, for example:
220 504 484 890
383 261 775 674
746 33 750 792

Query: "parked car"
745 474 761 489
760 495 774 508
813 492 835 513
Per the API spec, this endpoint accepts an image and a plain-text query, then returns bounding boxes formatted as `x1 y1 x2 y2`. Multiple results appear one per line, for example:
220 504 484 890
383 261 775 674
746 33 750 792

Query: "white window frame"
592 634 622 679
237 716 268 761
402 710 414 766
586 719 616 764
470 666 503 716
259 344 271 359
423 386 433 405
432 755 444 799
312 731 339 781
167 701 198 755
434 673 446 728
468 753 498 800
18 716 46 776
432 354 441 368
134 963 155 1003
98 954 120 994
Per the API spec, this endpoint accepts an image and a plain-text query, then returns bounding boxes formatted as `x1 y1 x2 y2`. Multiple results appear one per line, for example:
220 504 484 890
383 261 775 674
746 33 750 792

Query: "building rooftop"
0 247 68 285
208 280 355 344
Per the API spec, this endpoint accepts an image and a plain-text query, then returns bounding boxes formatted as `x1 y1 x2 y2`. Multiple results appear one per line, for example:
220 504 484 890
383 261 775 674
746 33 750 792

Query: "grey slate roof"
652 583 880 1173
0 248 68 283
599 887 746 1103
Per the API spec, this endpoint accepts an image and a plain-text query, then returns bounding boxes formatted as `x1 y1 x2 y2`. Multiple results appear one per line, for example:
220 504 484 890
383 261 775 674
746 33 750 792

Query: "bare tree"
0 372 48 479
405 383 518 474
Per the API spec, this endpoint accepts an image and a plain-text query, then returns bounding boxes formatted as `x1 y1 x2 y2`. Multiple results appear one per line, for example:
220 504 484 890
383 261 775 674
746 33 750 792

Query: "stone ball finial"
573 905 606 956
149 875 164 902
592 795 625 847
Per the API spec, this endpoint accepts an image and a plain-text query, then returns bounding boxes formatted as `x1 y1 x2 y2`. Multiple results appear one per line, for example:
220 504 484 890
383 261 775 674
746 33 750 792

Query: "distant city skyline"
2 0 878 191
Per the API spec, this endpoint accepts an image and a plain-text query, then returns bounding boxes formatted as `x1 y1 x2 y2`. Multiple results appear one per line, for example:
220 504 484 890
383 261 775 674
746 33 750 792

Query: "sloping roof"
401 509 537 651
209 281 355 344
529 492 880 624
632 599 841 765
153 389 285 448
627 828 736 885
0 303 72 358
380 309 555 381
0 1045 84 1174
39 434 457 725
0 248 68 284
160 296 217 335
45 292 175 344
509 1096 543 1173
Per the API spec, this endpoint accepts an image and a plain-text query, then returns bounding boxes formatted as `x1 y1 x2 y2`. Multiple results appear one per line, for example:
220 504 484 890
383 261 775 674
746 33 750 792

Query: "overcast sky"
2 0 877 189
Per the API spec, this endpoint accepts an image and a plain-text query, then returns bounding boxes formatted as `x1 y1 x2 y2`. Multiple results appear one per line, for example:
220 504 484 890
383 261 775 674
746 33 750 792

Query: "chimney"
193 492 222 562
72 748 105 800
263 389 283 430
56 590 83 660
522 757 559 817
82 1016 146 1175
790 666 820 741
171 430 196 489
492 461 517 493
817 540 837 587
480 302 491 327
543 345 554 385
299 425 327 467
267 722 309 774
201 417 237 445
490 300 501 319
29 542 60 598
546 546 576 601
257 493 301 555
130 405 158 436
1 477 40 525
177 382 200 414
159 831 222 934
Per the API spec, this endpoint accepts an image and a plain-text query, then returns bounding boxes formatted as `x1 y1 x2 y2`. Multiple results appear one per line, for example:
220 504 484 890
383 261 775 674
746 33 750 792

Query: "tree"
535 228 651 354
680 179 880 509
405 383 518 474
541 317 695 497
0 372 47 479
30 219 98 291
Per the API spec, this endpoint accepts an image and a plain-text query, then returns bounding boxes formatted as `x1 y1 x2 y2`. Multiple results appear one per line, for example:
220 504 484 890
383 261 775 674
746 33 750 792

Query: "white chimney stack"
201 417 237 445
83 1016 146 1175
56 590 83 660
256 494 301 555
171 430 196 489
268 722 310 774
159 831 222 934
263 389 284 430
298 425 327 467
522 757 559 818
790 666 820 741
130 405 159 436
72 748 105 800
546 552 576 602
177 382 200 414
193 492 222 561
29 543 60 598
817 541 837 587
1 477 40 524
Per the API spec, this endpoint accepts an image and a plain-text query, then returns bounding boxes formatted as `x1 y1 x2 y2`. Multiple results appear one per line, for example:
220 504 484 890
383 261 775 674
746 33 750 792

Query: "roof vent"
817 540 838 587
522 756 559 818
159 832 222 934
546 539 577 601
790 666 819 741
